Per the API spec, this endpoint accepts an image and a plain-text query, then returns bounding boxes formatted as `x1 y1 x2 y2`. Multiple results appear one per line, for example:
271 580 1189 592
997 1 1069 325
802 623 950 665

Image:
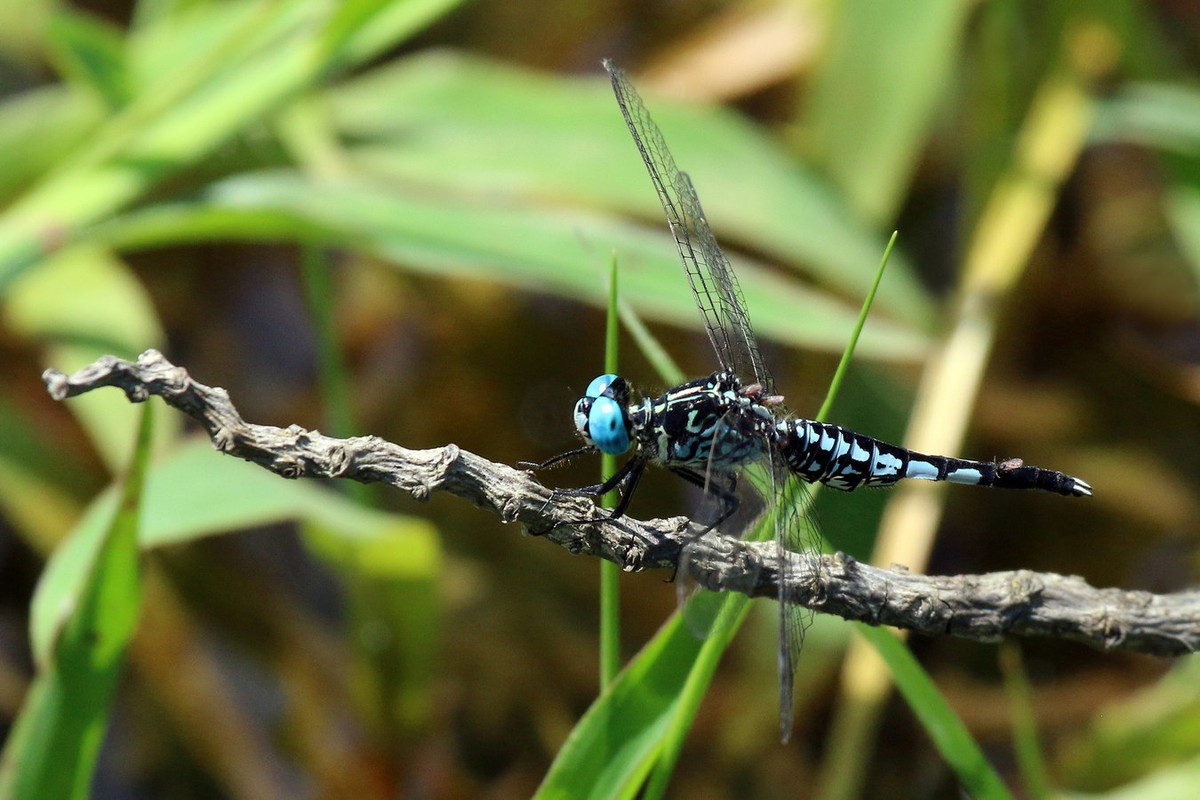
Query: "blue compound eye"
587 396 631 455
585 373 620 398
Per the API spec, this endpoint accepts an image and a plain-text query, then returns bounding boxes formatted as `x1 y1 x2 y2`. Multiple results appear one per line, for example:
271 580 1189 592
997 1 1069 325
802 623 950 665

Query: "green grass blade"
299 244 357 440
642 595 753 799
617 297 685 387
816 230 898 421
859 625 1013 800
0 403 152 800
297 244 373 508
599 252 621 689
534 612 704 800
1000 643 1051 799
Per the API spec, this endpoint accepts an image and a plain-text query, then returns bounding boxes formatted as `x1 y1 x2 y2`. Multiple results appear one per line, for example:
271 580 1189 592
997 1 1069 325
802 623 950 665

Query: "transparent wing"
604 60 774 394
606 59 816 741
684 415 821 742
676 466 742 639
676 420 768 639
763 446 820 743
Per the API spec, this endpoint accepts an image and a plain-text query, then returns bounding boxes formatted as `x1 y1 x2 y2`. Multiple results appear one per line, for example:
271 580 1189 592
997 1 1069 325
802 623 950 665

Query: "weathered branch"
42 349 1200 658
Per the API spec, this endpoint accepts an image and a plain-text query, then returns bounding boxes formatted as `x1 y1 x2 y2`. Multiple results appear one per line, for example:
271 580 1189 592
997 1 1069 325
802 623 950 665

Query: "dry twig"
42 349 1200 658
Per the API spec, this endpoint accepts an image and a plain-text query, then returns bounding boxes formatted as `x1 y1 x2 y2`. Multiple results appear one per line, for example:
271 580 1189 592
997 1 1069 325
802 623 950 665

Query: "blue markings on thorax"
633 372 772 469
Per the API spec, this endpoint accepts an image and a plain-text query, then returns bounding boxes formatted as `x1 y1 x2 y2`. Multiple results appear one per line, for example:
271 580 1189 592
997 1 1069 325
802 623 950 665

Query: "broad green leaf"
45 8 131 108
323 51 936 326
535 609 706 800
98 173 930 362
806 1 972 225
137 438 441 550
3 244 170 473
3 244 161 352
0 0 463 290
29 438 440 665
0 404 151 800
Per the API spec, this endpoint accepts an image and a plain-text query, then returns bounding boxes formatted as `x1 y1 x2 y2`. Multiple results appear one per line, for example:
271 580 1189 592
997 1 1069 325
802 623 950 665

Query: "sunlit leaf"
99 173 930 362
0 405 151 800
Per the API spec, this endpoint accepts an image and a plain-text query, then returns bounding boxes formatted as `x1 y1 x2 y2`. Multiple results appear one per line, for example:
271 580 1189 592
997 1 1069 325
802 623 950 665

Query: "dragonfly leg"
605 457 645 520
663 467 741 583
517 444 594 471
539 456 647 525
669 466 740 532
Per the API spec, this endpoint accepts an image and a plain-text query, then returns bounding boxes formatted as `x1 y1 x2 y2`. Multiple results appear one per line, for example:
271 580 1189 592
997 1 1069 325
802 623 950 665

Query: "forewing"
605 61 773 393
606 59 809 742
676 172 775 394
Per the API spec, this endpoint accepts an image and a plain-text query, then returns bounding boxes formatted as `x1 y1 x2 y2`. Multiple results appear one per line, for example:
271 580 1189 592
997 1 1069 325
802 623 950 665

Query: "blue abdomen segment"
777 419 1092 497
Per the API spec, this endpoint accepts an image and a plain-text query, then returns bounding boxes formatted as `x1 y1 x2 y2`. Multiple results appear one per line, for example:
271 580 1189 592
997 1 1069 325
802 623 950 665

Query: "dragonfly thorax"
642 371 778 469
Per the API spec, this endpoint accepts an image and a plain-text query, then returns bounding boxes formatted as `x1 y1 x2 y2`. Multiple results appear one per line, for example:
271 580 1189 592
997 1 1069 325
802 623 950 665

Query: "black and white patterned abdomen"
777 419 1092 497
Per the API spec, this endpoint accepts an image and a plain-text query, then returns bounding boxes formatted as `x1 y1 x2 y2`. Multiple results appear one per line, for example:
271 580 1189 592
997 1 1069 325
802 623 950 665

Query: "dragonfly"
527 59 1092 742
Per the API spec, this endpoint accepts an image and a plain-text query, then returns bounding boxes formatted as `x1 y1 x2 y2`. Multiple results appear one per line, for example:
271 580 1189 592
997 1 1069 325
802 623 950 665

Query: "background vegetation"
0 1 1198 797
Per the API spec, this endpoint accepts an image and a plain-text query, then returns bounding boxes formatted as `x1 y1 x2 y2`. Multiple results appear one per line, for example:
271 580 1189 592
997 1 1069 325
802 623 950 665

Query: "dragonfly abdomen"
777 419 1092 497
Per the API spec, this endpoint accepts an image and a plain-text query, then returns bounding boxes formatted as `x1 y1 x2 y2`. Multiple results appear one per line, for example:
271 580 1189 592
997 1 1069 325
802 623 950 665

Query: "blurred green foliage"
0 1 1198 798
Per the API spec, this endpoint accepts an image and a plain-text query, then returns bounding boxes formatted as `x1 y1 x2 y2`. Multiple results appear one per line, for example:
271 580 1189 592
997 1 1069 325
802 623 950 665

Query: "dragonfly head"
574 373 633 455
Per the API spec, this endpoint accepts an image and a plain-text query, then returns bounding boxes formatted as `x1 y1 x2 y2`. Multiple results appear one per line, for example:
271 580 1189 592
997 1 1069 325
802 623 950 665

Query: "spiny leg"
539 455 647 525
668 466 741 533
516 444 595 472
666 466 740 591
